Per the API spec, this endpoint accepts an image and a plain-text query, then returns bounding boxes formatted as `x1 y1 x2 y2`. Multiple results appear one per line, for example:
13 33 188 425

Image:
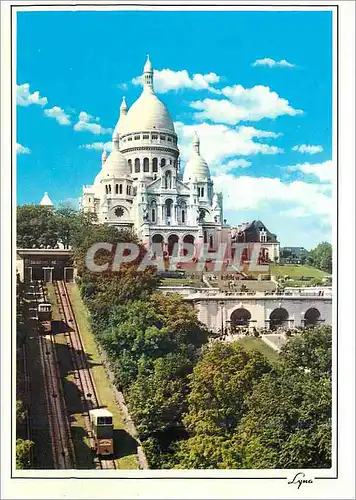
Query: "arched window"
152 208 156 223
209 235 214 249
119 184 123 194
165 170 172 189
182 210 185 224
128 159 132 173
143 157 149 172
161 158 166 168
152 158 158 173
165 199 173 218
134 158 140 173
115 184 119 194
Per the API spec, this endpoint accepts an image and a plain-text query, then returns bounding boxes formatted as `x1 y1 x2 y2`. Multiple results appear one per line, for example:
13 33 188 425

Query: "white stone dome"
183 132 211 182
183 152 211 182
122 88 175 134
103 149 130 178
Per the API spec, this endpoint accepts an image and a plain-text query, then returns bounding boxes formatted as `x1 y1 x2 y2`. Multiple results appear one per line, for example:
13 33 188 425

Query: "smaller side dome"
102 133 131 178
183 133 211 182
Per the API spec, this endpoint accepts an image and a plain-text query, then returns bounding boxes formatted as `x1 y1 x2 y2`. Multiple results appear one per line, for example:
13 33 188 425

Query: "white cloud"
287 160 333 183
74 111 112 135
252 58 296 68
80 141 113 151
226 159 252 169
44 106 71 125
175 122 283 172
132 68 221 93
16 143 31 155
292 144 324 154
190 84 303 124
213 174 332 221
17 83 48 107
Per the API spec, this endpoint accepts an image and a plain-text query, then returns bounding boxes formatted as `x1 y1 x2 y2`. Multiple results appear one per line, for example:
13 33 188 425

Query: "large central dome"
120 56 175 135
123 88 175 134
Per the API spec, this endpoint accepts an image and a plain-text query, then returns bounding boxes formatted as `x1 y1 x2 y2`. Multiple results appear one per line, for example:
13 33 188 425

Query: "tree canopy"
307 242 332 273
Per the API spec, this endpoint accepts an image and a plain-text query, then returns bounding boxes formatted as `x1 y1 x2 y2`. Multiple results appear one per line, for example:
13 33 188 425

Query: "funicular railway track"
53 280 116 470
32 281 75 469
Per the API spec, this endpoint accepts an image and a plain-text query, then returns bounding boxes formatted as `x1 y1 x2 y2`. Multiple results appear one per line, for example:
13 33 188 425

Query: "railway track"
33 281 75 469
54 280 116 470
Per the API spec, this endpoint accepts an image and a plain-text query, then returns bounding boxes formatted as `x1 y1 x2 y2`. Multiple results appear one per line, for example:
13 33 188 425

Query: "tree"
16 438 34 469
97 294 208 389
16 400 34 469
173 342 272 469
17 205 58 248
234 327 332 469
307 242 332 273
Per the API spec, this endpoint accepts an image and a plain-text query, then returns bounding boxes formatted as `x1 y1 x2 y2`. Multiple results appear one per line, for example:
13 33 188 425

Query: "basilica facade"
80 56 231 255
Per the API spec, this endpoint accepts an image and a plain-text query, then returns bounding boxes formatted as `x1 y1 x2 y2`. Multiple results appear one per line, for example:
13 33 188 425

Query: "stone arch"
168 234 179 256
269 307 289 330
304 307 321 326
230 308 252 329
182 234 195 257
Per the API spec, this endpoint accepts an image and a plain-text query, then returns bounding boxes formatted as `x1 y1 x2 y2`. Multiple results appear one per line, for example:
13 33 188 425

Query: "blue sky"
16 9 333 249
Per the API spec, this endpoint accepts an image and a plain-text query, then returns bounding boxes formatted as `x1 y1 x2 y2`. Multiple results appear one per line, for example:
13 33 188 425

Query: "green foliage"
97 294 208 389
17 205 58 248
16 438 34 469
17 203 97 249
16 399 26 424
307 242 332 273
235 326 332 469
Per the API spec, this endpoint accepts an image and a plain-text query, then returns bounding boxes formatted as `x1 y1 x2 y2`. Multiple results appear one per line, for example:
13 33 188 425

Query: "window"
209 235 214 249
201 187 204 197
127 137 132 141
135 158 140 173
115 184 119 194
119 184 123 194
127 185 131 195
152 158 158 172
134 135 140 140
152 208 156 223
128 159 132 173
198 187 200 197
152 134 158 140
165 199 173 217
161 158 166 167
204 230 207 243
167 137 172 142
143 134 149 139
182 210 185 224
105 185 108 194
108 185 112 194
143 157 149 172
160 135 166 141
88 197 91 203
165 170 172 189
169 159 172 164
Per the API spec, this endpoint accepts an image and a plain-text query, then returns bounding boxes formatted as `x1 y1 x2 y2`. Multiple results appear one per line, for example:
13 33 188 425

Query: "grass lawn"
237 337 280 364
270 265 329 279
47 283 139 469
